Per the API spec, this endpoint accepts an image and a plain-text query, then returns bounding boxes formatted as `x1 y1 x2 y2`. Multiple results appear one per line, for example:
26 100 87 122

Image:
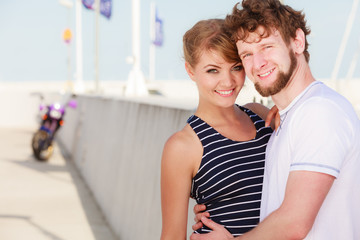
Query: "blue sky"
0 0 359 82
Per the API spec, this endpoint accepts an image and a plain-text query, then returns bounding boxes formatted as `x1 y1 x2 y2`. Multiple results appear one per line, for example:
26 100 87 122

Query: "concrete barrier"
57 94 197 239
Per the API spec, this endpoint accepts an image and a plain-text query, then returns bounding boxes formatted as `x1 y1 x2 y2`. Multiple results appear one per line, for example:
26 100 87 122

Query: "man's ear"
185 62 196 81
292 28 305 54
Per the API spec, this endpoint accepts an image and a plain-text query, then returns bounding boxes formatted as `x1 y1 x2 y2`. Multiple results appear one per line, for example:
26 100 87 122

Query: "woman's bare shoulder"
162 124 202 176
243 102 270 120
164 124 198 150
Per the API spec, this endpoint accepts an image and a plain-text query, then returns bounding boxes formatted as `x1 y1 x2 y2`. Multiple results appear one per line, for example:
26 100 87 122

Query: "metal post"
59 0 74 92
95 0 100 93
125 0 148 96
331 0 359 91
75 0 85 93
346 36 360 80
149 2 156 82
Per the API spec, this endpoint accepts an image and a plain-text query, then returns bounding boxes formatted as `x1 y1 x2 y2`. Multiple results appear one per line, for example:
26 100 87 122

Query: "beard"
254 50 297 97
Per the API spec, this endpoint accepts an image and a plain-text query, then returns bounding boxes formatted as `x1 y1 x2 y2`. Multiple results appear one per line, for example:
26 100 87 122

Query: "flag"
100 0 111 19
82 0 112 19
152 8 163 47
82 0 94 9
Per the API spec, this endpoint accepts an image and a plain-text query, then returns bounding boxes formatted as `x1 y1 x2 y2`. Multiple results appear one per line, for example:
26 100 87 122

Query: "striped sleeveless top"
188 105 273 236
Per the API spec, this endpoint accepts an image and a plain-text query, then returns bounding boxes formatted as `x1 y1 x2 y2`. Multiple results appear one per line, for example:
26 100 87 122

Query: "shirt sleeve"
288 97 354 178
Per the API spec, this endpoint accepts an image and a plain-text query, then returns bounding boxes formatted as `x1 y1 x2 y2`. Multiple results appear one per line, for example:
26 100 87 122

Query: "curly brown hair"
225 0 311 62
183 19 241 68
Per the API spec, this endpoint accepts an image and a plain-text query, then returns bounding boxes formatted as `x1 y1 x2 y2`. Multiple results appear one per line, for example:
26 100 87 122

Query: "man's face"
236 27 297 97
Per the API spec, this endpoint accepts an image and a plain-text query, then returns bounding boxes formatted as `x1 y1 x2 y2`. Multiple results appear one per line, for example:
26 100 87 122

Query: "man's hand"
192 204 210 231
190 217 234 240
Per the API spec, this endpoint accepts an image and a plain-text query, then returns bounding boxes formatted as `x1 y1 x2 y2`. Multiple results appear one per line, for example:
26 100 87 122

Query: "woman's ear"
185 62 195 81
292 28 305 54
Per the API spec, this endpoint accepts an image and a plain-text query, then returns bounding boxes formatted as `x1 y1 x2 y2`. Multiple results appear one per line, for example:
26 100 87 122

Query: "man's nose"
253 52 267 69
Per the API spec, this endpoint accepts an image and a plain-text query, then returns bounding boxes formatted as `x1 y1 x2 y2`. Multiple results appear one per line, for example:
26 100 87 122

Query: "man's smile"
258 68 275 78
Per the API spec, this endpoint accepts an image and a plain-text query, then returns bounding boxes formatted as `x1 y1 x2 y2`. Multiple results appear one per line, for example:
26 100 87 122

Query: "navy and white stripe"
188 105 273 236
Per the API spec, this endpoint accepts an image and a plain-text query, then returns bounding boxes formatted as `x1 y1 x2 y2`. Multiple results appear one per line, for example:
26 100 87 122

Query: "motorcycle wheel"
31 130 54 161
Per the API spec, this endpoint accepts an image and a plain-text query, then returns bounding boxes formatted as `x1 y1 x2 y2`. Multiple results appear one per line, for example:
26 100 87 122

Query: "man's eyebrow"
238 40 276 57
237 49 249 57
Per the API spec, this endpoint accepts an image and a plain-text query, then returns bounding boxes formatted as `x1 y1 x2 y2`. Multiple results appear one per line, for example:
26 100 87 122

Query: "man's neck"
271 60 315 111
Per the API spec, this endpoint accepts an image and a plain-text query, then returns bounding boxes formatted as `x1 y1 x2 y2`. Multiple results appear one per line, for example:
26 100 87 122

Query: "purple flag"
82 0 94 9
153 8 163 47
82 0 112 19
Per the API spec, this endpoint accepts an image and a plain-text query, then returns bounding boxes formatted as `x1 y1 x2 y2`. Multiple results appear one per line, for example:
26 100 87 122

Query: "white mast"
149 2 156 82
75 0 85 93
125 0 148 96
94 0 100 93
331 0 359 90
346 37 360 80
59 0 73 92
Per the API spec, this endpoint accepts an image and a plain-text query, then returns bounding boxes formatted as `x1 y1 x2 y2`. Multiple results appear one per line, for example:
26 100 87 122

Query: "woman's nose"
220 71 236 88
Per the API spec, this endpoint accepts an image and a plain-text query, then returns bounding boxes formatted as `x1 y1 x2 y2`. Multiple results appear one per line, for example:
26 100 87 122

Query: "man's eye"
242 53 251 60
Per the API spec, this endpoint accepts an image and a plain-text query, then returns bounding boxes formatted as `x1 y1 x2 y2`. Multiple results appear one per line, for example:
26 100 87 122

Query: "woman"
160 19 274 239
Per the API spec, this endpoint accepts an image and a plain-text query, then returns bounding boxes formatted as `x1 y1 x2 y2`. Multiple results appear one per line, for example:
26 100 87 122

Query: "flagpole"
125 0 148 96
59 0 73 92
346 36 360 80
95 0 100 93
149 2 156 82
75 0 85 93
331 0 359 91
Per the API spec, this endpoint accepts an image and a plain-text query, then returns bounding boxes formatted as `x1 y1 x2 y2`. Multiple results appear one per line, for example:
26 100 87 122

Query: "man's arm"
190 170 335 240
237 170 334 239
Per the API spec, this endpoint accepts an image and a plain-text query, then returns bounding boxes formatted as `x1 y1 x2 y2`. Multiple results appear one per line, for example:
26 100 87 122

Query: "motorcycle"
31 95 77 161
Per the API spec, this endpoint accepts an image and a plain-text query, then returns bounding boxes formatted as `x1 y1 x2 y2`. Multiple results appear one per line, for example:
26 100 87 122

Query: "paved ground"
0 128 117 240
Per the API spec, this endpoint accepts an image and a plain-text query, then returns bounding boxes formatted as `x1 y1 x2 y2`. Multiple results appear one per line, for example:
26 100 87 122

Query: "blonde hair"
183 19 241 68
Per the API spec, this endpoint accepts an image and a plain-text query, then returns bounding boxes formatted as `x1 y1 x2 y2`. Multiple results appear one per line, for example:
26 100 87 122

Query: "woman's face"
187 49 245 108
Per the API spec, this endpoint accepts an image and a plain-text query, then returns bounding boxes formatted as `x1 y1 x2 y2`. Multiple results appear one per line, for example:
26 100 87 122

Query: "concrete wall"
57 95 197 240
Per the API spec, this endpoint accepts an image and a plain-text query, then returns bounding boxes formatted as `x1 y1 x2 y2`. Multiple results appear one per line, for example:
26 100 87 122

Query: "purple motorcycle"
31 96 77 161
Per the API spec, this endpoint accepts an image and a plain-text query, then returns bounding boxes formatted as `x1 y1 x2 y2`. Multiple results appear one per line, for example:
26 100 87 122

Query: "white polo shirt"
260 81 360 239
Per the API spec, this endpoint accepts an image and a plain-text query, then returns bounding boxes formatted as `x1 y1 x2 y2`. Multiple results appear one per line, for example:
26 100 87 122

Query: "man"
190 0 360 239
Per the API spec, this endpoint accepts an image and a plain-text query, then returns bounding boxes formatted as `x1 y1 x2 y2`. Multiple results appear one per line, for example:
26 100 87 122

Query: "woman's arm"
161 126 202 240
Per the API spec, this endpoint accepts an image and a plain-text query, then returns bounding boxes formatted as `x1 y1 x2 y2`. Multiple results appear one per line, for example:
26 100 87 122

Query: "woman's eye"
233 65 243 71
206 69 218 73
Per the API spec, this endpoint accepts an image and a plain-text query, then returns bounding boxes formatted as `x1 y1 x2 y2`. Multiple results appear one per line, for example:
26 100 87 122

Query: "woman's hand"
265 105 280 130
